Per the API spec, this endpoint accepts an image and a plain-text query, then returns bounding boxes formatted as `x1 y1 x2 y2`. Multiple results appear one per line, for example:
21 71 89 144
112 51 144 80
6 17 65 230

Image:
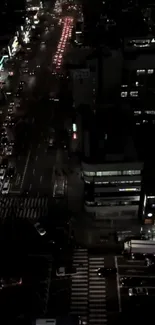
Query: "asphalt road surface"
116 255 155 315
10 5 70 195
70 249 119 325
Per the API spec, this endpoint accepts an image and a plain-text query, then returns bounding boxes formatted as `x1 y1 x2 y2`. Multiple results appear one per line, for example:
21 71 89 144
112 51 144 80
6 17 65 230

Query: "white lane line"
119 265 147 268
36 156 38 161
38 144 40 148
29 183 32 190
40 175 43 183
115 256 121 312
33 168 35 175
20 150 31 189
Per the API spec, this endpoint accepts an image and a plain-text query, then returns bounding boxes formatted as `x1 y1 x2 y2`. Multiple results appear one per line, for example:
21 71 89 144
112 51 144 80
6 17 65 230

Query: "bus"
124 240 155 258
53 177 66 198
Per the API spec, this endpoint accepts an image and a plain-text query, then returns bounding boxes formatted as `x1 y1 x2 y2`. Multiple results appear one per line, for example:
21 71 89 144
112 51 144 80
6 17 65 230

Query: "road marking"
115 256 121 312
29 183 32 190
36 156 38 161
20 150 31 189
40 175 43 183
15 173 21 186
119 274 155 278
10 190 21 194
33 169 35 175
38 144 40 148
119 265 147 268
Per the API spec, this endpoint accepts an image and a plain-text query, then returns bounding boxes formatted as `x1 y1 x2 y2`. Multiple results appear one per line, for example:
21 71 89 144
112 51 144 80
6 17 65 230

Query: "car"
36 64 40 68
2 180 10 194
1 158 8 168
48 138 55 147
22 68 29 74
29 70 35 76
19 81 25 86
128 287 148 297
0 277 22 289
97 267 117 277
0 128 7 136
34 222 46 236
9 101 15 107
8 107 13 114
6 167 15 178
17 86 23 92
7 118 15 127
0 169 5 180
6 91 12 96
5 146 13 156
1 137 8 146
41 41 45 45
56 266 77 277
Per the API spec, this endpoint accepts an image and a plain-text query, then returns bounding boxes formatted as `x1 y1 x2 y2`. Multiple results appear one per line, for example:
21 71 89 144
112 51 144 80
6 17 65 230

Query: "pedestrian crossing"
70 249 108 325
0 195 48 220
70 248 88 325
89 256 107 325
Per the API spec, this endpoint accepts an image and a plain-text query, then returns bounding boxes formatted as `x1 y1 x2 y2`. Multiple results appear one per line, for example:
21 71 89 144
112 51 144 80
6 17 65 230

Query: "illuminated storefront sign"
0 55 9 70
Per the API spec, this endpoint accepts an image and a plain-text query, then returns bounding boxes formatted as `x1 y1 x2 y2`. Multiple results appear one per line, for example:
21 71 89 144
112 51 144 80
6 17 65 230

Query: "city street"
115 255 155 313
10 6 71 195
70 249 119 325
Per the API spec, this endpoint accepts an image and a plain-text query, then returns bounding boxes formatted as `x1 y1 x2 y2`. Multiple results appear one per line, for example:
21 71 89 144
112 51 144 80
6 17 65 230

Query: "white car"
0 169 6 180
128 287 148 297
9 101 15 107
34 222 46 236
2 180 10 194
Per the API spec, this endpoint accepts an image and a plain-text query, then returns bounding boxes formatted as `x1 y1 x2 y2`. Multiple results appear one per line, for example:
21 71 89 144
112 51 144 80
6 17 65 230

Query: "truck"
124 240 155 257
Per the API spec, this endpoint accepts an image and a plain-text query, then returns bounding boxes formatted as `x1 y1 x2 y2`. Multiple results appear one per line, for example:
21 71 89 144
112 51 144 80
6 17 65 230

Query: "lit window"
123 170 141 176
136 69 145 75
134 110 141 115
121 91 127 98
83 171 95 177
145 110 155 115
130 91 138 97
119 188 140 192
147 69 154 74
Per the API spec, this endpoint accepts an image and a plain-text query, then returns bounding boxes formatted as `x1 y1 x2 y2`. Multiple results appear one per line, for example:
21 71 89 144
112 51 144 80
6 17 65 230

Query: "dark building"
0 0 26 44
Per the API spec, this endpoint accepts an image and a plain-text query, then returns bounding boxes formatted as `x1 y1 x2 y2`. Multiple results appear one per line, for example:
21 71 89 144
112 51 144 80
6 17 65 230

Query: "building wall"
71 68 94 109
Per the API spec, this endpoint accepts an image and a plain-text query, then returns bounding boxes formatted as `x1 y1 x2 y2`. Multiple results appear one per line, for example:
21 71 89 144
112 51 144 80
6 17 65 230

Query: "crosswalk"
89 256 107 325
70 249 108 325
0 195 48 220
71 248 88 324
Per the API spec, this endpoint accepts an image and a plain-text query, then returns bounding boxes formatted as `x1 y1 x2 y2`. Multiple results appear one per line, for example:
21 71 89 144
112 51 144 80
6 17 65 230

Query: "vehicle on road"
56 266 77 277
48 137 55 148
0 277 22 289
34 222 46 236
128 287 148 297
2 180 10 194
97 267 117 277
0 169 6 180
53 177 66 198
123 240 155 258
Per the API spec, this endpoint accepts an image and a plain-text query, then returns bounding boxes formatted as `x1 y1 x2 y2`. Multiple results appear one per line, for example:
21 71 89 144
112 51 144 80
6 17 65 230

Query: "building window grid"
83 170 141 177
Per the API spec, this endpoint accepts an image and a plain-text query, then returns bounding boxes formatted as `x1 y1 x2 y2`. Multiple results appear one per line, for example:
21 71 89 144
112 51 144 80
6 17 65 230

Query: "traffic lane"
22 143 56 192
118 266 149 277
103 256 119 314
117 256 146 267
